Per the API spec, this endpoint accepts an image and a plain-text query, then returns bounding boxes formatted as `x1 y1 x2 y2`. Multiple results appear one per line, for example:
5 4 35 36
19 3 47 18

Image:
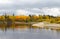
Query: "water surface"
0 25 60 39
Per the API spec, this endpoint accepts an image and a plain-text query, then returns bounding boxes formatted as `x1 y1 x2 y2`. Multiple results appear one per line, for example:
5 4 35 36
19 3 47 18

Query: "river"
0 25 60 39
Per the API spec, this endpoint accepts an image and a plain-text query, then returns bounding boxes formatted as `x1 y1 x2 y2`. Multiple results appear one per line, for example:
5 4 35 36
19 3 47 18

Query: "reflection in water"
0 24 60 39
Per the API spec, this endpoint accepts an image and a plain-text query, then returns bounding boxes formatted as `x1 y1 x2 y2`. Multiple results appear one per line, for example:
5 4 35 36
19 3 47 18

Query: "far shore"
0 21 60 30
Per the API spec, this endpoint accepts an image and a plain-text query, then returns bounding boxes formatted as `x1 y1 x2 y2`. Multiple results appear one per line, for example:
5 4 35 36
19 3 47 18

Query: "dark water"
0 26 60 39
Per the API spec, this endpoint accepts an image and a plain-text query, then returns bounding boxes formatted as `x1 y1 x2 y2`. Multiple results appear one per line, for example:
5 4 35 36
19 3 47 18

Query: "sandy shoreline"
32 22 60 30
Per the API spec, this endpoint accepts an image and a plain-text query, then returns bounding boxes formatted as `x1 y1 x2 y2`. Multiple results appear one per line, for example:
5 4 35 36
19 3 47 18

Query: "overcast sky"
0 0 60 16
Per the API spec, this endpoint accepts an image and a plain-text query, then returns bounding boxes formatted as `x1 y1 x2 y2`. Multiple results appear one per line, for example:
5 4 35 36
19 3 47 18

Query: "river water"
0 26 60 39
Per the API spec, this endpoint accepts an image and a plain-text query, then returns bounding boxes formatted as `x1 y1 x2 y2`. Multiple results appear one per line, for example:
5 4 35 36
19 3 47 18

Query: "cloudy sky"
0 0 60 16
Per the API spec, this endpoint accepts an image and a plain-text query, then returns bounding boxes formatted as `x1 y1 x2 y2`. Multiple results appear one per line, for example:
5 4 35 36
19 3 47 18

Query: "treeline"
0 15 60 23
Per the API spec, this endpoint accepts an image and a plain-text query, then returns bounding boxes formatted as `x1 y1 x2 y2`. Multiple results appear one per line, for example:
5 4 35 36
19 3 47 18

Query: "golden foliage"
15 16 30 21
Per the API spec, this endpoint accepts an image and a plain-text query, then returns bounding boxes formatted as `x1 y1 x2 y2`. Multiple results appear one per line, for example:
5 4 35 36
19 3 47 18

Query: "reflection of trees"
0 14 13 31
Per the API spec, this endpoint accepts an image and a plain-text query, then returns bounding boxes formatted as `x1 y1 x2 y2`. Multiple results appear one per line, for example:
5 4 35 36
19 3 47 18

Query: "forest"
0 14 60 24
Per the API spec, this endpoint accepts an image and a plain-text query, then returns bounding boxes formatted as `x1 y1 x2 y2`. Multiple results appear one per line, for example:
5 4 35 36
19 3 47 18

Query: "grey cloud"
0 0 60 16
0 0 60 9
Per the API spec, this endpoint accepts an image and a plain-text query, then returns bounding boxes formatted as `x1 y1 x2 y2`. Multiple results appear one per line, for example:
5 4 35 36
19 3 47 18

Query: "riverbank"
32 22 60 30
